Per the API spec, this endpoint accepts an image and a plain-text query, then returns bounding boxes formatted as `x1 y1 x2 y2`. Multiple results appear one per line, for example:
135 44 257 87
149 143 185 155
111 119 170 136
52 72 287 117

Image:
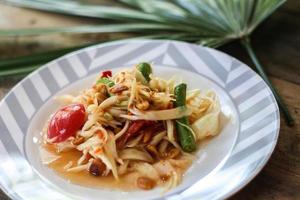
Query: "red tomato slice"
47 103 86 143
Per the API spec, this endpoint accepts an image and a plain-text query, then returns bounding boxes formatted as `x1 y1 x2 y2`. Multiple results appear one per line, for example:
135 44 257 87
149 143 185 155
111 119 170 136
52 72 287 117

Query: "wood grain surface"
0 1 299 199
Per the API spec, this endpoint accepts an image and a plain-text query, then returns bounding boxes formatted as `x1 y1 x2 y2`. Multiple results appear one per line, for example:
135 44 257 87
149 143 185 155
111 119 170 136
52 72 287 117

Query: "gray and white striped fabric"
0 40 279 200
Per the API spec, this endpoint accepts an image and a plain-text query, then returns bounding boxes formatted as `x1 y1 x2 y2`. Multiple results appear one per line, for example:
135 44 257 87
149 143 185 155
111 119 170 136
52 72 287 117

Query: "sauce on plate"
45 144 140 191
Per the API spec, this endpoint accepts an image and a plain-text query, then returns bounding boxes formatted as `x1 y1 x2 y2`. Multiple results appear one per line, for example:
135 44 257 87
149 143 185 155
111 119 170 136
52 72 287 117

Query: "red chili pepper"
126 120 148 135
117 120 155 148
101 70 112 78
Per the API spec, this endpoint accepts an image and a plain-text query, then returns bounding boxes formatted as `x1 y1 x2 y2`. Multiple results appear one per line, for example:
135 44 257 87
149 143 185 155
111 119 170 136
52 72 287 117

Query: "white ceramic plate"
0 40 279 200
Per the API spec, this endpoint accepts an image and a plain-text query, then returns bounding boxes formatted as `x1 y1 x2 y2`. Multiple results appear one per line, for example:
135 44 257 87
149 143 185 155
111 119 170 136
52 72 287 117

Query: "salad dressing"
44 145 139 191
43 143 190 191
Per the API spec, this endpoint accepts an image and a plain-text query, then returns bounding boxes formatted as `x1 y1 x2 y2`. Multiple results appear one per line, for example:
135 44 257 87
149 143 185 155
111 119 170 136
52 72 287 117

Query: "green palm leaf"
2 0 162 21
0 23 198 36
0 0 293 125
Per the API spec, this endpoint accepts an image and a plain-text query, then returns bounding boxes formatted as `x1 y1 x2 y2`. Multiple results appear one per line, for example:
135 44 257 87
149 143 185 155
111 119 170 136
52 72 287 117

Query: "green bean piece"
174 83 187 107
174 83 196 152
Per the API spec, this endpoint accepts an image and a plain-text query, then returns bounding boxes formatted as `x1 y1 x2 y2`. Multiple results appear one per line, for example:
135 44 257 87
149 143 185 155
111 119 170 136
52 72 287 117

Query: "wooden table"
0 1 299 199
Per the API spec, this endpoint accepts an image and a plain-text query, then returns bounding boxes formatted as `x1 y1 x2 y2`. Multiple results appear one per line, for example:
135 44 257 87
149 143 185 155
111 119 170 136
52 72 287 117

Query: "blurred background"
0 0 299 199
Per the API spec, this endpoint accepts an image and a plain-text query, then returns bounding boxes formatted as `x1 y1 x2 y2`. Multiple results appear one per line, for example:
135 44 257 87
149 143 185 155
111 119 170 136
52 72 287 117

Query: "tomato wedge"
47 103 86 143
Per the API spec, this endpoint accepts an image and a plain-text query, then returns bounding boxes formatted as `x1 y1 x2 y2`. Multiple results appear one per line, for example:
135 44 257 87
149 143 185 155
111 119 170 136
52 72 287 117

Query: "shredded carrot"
94 147 103 154
97 130 104 139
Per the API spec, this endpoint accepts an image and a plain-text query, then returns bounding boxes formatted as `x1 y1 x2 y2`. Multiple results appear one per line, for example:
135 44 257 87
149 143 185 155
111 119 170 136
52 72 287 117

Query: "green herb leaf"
97 77 115 87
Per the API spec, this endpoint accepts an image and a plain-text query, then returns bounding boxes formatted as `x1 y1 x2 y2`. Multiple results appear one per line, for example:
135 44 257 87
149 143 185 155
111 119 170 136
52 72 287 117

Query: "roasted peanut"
142 130 152 143
146 145 160 159
95 92 107 103
89 159 106 176
109 85 128 93
136 177 156 190
136 100 149 110
162 148 181 159
160 174 170 182
72 136 85 145
93 83 107 93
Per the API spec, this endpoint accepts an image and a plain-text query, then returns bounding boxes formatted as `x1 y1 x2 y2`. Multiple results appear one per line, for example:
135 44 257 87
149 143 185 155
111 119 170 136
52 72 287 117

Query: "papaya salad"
41 63 222 191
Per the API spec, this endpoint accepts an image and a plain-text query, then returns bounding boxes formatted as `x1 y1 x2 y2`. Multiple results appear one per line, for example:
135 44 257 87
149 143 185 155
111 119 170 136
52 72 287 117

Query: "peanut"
146 145 160 159
109 85 128 93
136 100 149 110
136 177 156 190
72 136 85 145
89 159 106 176
162 148 181 159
